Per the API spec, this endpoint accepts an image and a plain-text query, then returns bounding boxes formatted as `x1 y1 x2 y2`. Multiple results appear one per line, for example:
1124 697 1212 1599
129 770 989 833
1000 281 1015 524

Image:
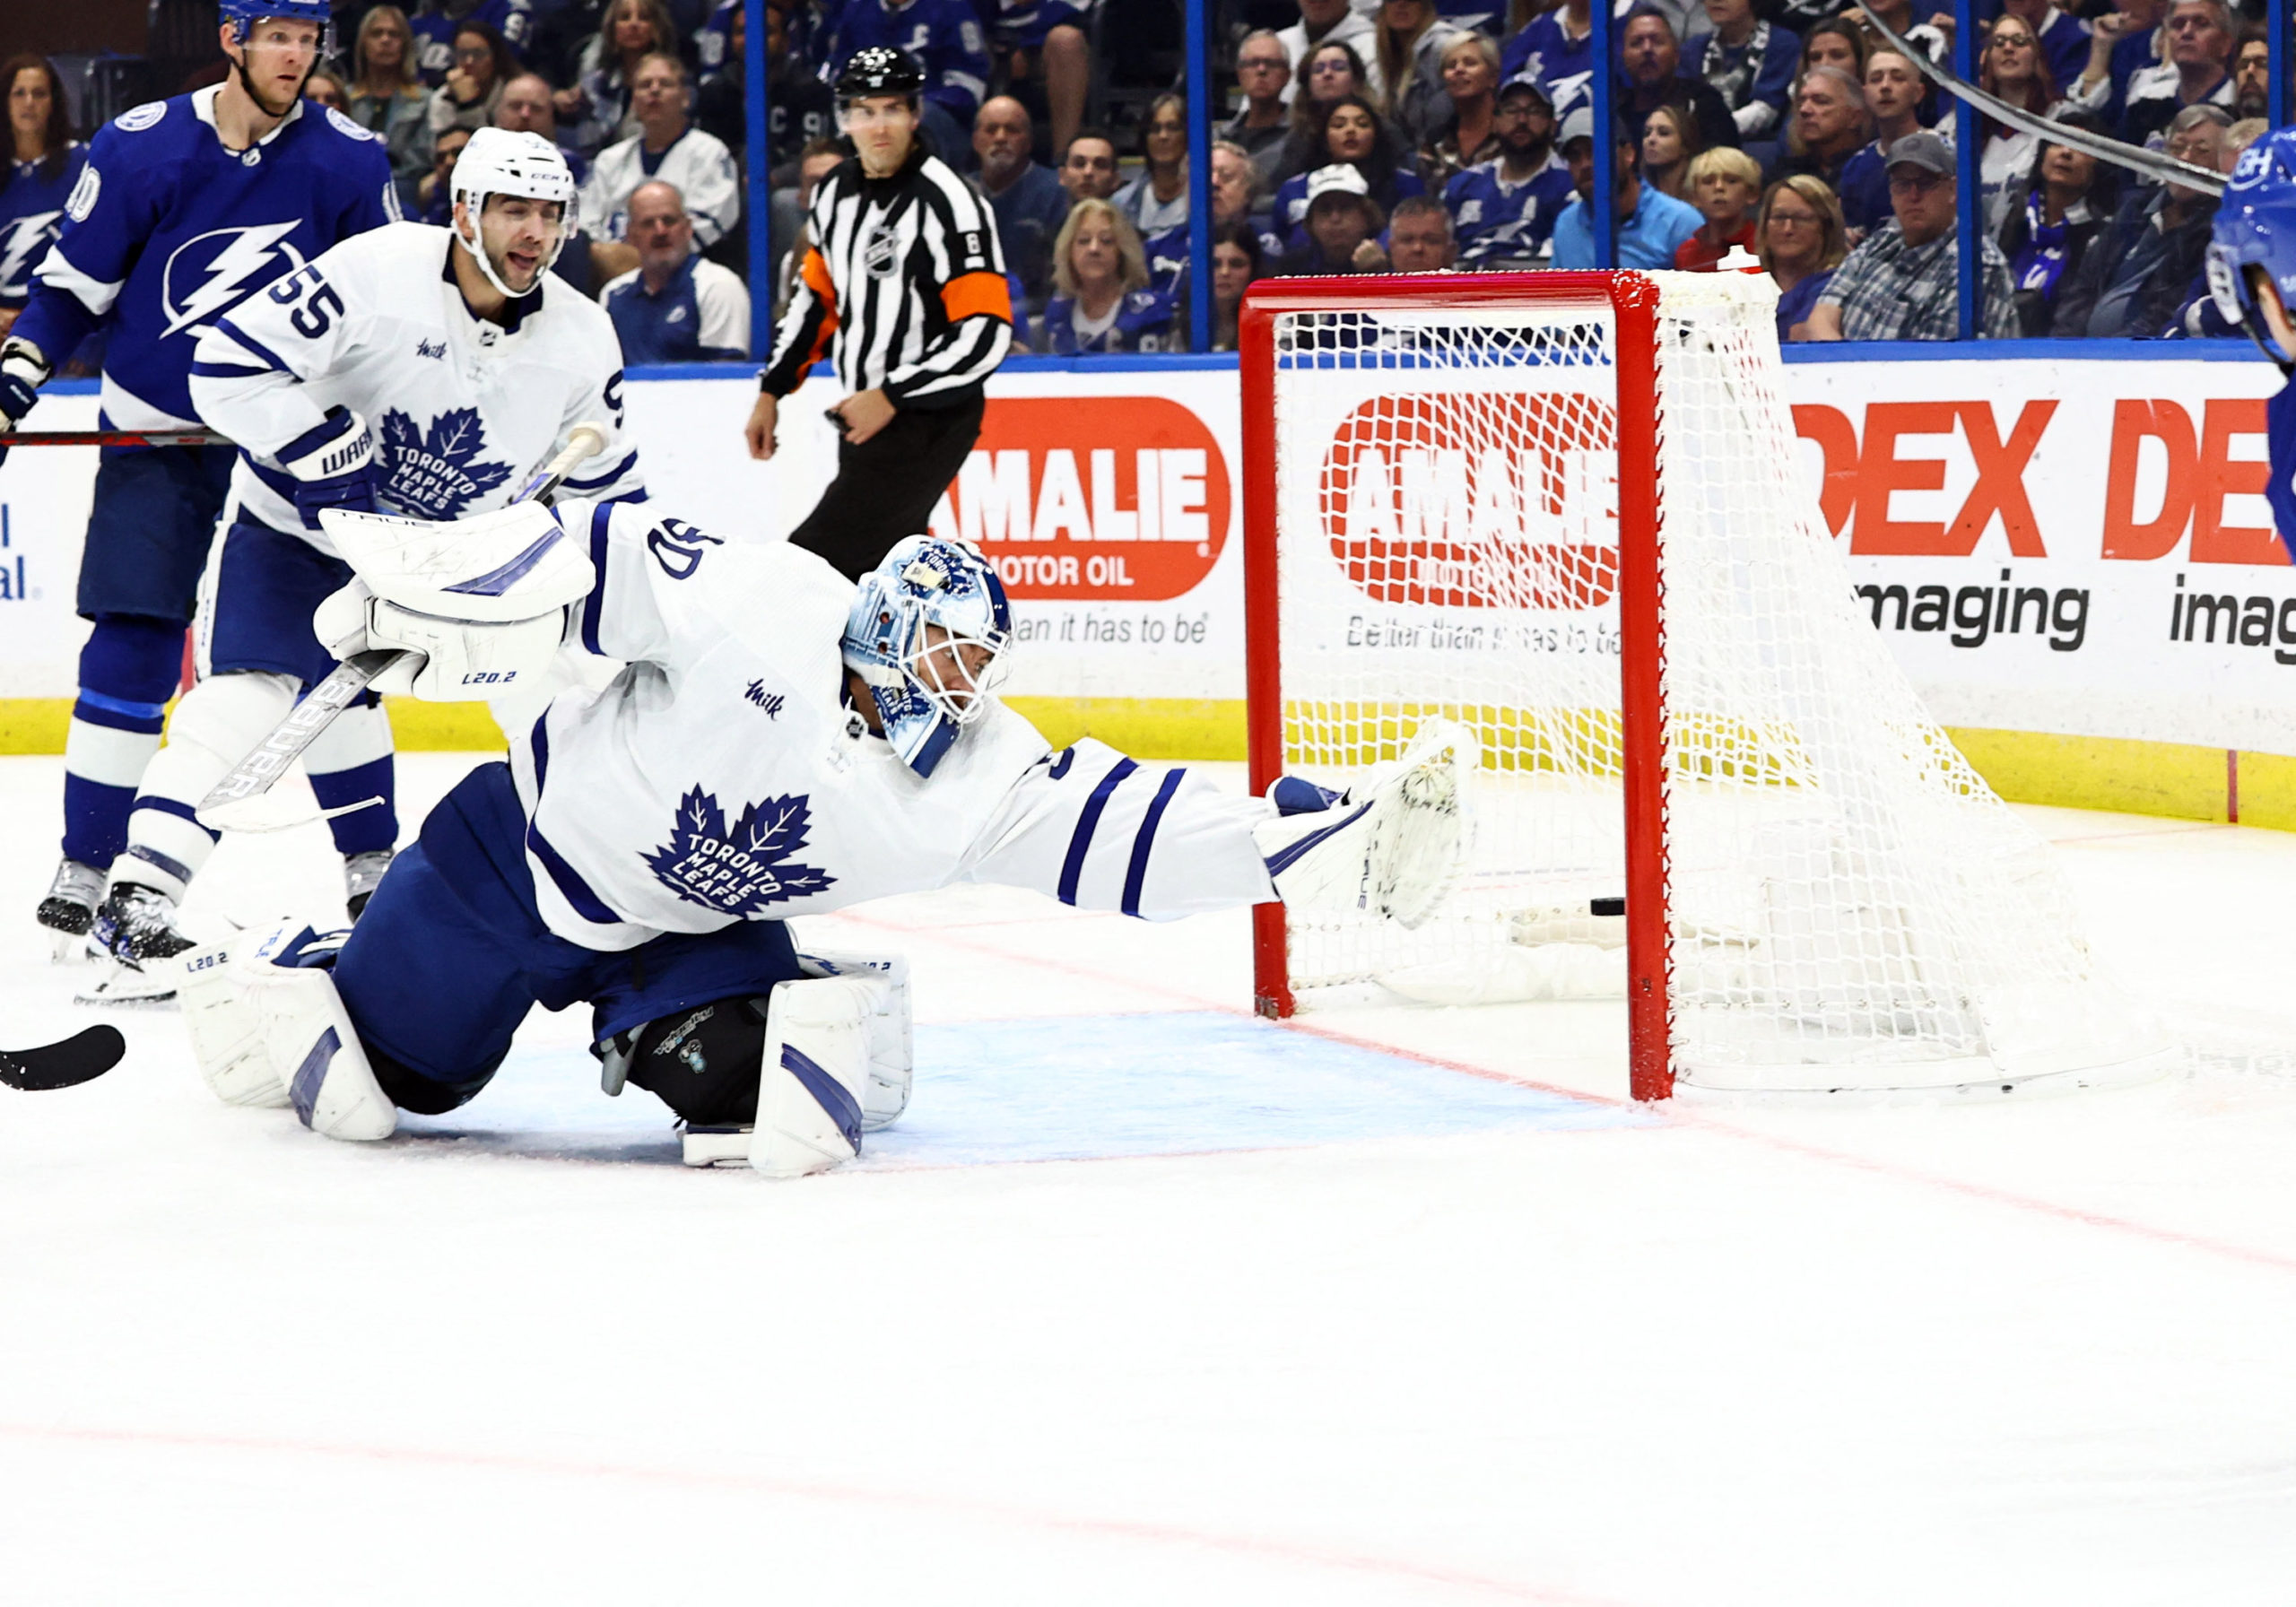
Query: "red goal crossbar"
1237 273 1674 1100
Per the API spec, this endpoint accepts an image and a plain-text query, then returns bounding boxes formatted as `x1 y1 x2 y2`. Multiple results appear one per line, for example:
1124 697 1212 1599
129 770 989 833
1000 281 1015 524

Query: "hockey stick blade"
1858 7 2225 195
0 1024 126 1090
200 792 386 835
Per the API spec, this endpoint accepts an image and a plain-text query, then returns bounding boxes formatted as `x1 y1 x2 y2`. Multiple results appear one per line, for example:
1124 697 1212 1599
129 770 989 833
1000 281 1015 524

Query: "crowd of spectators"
2 0 2285 364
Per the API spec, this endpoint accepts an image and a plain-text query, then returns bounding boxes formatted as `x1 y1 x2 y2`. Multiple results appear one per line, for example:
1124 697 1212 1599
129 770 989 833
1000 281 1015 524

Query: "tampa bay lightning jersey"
0 144 86 308
189 222 643 543
1446 156 1575 266
410 0 535 83
1040 289 1179 355
509 502 1275 950
2268 382 2296 559
13 89 397 434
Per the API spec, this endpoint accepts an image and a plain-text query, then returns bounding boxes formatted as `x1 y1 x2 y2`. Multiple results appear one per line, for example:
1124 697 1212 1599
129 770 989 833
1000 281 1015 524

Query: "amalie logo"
1319 392 1619 611
926 397 1230 600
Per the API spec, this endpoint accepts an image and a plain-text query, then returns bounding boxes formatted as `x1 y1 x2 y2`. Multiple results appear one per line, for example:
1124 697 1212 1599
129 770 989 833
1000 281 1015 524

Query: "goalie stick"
1858 6 2226 195
0 1025 126 1090
196 422 608 835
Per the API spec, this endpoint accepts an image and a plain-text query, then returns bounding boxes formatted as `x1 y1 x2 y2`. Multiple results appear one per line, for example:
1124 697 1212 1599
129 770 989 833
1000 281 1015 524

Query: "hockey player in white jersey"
180 514 1473 1177
90 128 643 1001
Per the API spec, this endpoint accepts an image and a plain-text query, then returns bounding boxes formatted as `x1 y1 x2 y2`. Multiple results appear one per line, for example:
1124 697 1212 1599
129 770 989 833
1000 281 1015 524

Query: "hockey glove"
0 336 52 470
278 405 379 530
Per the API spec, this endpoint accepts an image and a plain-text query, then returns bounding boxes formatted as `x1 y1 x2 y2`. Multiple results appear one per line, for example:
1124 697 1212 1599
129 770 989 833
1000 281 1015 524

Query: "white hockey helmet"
448 127 579 300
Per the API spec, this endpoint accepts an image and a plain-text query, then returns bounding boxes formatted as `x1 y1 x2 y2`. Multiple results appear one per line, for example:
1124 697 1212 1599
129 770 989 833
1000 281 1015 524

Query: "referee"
745 46 1013 579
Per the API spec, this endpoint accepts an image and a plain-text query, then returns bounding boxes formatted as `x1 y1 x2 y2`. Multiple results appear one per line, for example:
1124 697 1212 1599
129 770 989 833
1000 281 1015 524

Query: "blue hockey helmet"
2209 127 2296 369
220 0 335 49
842 535 1014 777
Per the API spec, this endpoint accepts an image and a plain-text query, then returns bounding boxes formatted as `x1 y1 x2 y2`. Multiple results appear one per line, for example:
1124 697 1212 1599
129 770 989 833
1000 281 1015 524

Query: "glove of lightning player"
0 336 52 470
277 404 379 530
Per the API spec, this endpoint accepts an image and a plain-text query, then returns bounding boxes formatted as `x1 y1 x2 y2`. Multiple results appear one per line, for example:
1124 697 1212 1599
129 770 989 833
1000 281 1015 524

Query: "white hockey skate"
1256 718 1478 930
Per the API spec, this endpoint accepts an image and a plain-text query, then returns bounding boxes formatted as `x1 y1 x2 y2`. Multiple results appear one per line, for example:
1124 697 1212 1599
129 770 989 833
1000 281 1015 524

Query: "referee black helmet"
835 46 925 105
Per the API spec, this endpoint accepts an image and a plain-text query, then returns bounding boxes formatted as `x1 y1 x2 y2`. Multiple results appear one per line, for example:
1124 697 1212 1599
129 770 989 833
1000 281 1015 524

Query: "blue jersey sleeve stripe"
187 360 273 378
1057 757 1137 907
212 315 293 376
524 718 621 927
1263 801 1372 880
581 500 613 655
1120 767 1187 919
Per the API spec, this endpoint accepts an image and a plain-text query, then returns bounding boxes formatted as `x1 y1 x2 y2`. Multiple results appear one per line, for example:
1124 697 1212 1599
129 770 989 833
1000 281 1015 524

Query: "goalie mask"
2209 128 2296 371
842 535 1013 778
449 127 579 302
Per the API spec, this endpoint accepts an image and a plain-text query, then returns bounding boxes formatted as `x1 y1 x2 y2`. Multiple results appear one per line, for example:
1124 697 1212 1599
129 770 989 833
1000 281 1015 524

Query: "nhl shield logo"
863 223 900 278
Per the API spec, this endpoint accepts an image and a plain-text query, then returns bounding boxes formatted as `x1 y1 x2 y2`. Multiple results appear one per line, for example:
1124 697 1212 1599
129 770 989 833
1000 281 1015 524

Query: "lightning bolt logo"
0 211 61 300
160 222 305 338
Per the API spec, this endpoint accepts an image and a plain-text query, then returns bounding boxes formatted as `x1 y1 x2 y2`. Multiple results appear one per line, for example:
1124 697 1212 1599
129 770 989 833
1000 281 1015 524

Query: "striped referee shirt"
760 144 1013 407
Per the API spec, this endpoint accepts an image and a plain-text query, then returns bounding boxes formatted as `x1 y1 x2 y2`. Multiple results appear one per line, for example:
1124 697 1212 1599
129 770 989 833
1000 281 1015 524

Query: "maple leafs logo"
642 787 837 917
379 406 514 520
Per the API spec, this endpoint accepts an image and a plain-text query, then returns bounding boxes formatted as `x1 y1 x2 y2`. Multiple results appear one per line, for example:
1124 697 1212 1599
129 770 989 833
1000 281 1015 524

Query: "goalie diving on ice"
180 513 1476 1177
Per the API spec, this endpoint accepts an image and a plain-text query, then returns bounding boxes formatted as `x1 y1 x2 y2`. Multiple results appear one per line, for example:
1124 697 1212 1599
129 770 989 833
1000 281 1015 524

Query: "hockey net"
1241 271 2167 1098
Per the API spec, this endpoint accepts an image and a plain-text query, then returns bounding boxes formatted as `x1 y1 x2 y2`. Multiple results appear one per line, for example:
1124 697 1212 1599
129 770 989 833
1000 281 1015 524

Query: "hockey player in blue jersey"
0 2 401 961
2208 126 2296 557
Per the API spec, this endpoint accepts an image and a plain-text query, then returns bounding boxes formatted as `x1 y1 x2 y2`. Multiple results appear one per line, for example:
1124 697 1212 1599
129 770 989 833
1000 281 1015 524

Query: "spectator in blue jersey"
1548 106 1702 269
427 19 515 144
0 56 86 347
697 3 831 173
344 5 431 206
1446 77 1572 268
1998 0 2092 104
1115 93 1189 247
1212 141 1284 264
1617 8 1742 153
1222 30 1295 187
1273 94 1424 249
1419 33 1503 195
1502 0 1594 116
581 53 740 282
409 0 535 85
416 124 473 223
1040 197 1178 354
823 0 991 168
1996 112 2117 336
1756 176 1848 341
1684 0 1799 142
974 95 1067 315
602 179 751 361
694 0 741 83
1279 163 1390 274
978 0 1097 169
1838 51 1926 237
560 0 681 156
1207 219 1266 352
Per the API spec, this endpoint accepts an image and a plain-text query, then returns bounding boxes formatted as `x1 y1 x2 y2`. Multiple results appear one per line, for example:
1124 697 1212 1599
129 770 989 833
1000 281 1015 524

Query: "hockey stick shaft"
1858 6 2226 195
2 430 231 447
196 424 609 830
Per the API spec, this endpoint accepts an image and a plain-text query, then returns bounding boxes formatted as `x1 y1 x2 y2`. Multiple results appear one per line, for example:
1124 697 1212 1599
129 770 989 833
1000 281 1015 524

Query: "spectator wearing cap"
1838 51 1927 235
1684 0 1800 141
1225 30 1297 186
602 180 752 363
1058 128 1121 204
1757 175 1849 341
1272 93 1426 251
1807 133 2020 339
1675 146 1762 268
580 53 742 283
1502 0 1595 115
1997 0 2094 105
1996 111 2119 337
822 0 992 166
1387 195 1458 271
1278 0 1387 108
975 95 1069 315
1618 8 1743 153
2050 103 2223 337
1549 106 1703 270
1280 163 1390 274
1770 65 1871 193
1420 34 1505 194
2116 0 2236 149
1446 77 1574 266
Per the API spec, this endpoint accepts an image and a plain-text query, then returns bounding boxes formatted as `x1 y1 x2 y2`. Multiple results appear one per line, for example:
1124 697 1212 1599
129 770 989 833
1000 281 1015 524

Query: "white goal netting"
1261 273 2166 1094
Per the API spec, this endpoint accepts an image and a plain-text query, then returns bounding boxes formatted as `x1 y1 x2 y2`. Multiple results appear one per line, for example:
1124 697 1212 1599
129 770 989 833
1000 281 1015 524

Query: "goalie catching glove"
1254 718 1477 929
313 500 596 700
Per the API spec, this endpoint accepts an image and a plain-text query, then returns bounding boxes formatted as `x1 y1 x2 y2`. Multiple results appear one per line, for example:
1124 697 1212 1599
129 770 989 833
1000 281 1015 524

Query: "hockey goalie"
180 507 1475 1177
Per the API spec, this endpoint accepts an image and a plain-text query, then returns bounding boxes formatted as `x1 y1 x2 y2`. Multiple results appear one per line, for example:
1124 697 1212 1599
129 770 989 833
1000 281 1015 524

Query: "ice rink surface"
5 751 2296 1603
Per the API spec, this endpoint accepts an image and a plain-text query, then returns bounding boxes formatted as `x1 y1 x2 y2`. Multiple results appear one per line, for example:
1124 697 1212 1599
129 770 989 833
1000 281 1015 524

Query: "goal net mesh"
1264 274 2160 1093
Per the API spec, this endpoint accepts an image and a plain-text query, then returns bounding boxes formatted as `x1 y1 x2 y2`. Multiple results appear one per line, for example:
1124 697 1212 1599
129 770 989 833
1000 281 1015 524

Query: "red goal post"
1238 271 2170 1104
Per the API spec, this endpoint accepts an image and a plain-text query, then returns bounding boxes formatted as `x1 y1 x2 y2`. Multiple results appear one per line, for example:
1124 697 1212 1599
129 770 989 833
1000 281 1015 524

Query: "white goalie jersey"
188 222 644 546
511 501 1279 951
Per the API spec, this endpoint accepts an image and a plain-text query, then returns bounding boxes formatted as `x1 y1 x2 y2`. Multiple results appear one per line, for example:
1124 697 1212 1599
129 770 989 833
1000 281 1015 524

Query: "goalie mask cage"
1239 271 2168 1100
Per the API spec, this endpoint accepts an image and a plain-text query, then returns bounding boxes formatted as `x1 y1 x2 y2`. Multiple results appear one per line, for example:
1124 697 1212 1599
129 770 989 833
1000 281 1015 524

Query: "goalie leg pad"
798 950 912 1132
239 923 396 1142
179 931 289 1108
752 976 883 1178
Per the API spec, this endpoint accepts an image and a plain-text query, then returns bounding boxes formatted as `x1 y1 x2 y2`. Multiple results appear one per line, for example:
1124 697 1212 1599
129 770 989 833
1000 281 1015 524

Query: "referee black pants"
789 393 986 580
